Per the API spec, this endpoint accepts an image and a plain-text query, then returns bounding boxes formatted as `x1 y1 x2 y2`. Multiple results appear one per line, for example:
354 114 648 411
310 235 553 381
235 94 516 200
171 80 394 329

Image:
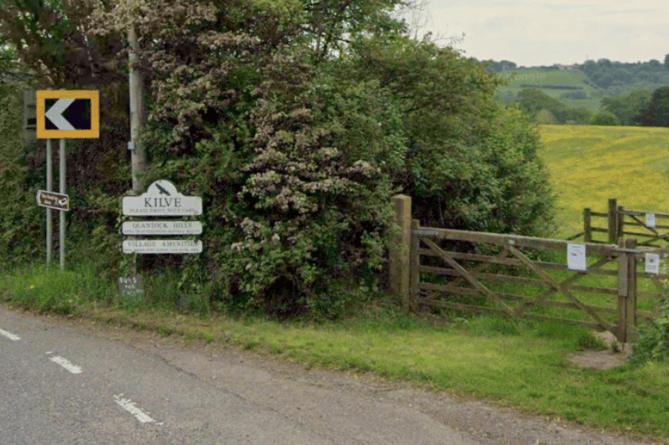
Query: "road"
0 306 660 445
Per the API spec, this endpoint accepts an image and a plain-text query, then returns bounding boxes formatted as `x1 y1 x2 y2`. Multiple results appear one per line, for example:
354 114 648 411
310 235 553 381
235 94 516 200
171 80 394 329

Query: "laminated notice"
646 213 656 228
567 243 587 271
645 253 660 275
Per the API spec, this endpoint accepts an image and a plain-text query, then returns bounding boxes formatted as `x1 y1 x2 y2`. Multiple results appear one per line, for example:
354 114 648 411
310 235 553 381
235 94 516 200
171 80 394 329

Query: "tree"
563 106 592 124
344 37 554 234
515 89 564 117
664 53 669 70
590 110 619 126
636 86 669 127
535 109 558 124
600 89 651 125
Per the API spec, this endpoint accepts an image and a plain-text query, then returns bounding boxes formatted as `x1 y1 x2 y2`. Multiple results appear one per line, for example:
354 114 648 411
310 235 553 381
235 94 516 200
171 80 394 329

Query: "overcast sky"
408 1 669 67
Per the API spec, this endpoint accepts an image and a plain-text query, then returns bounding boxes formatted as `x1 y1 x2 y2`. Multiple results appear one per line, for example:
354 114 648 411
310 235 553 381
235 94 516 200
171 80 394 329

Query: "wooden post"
583 208 591 242
616 238 628 343
608 198 617 243
409 219 420 311
617 205 624 239
616 237 638 343
625 238 638 342
389 195 412 308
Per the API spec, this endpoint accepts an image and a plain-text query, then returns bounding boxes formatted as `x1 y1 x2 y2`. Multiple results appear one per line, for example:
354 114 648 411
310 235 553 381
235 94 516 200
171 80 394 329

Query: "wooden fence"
571 198 669 247
389 195 668 343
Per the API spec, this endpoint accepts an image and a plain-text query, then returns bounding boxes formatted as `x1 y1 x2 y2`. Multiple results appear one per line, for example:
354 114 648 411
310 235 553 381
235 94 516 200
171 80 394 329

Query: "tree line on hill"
0 0 556 318
479 56 669 127
513 86 669 127
580 57 669 96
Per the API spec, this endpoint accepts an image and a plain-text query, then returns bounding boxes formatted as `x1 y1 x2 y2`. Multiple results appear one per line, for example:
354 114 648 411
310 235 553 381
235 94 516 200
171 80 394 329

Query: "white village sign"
122 239 203 254
121 220 202 236
122 180 202 216
121 180 203 255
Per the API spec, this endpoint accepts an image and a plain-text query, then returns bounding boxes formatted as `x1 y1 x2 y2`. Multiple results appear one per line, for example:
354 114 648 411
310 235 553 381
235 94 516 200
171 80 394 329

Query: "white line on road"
0 328 20 341
47 352 82 374
114 394 161 425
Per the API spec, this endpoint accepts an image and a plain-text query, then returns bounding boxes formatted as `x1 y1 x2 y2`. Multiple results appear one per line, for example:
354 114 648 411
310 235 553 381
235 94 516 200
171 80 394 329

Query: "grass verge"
0 262 667 441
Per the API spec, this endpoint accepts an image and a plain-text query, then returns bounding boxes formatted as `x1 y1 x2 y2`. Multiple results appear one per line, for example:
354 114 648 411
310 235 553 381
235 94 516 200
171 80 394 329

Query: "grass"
538 124 669 239
1 258 668 440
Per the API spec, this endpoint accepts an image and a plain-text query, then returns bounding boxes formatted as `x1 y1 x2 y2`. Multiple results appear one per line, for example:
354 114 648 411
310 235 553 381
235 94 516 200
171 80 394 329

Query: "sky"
408 1 669 67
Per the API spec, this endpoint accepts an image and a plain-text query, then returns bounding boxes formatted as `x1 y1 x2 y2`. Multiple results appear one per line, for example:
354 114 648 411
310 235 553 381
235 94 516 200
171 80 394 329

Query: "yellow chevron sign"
36 90 99 139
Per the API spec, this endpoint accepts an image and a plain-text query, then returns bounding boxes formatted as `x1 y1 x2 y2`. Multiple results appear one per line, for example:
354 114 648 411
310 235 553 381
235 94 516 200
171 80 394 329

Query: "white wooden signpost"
121 180 203 255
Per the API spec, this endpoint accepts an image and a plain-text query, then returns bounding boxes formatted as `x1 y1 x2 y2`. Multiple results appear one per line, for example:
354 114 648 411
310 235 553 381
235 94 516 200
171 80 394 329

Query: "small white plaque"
567 243 587 271
122 220 202 235
645 253 660 274
122 239 203 254
646 213 656 228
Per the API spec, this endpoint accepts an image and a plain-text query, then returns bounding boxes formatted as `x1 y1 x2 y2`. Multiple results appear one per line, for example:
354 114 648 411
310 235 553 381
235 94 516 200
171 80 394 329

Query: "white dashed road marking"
0 328 20 341
47 352 82 374
114 394 161 425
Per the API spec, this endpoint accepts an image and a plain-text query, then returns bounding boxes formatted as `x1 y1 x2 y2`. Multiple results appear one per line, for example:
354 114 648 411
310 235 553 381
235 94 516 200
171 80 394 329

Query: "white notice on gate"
567 243 587 271
646 213 656 228
645 253 660 275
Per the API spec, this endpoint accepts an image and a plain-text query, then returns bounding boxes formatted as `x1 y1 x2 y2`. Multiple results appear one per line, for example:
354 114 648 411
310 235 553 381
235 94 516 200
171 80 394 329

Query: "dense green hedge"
0 84 42 267
0 0 558 318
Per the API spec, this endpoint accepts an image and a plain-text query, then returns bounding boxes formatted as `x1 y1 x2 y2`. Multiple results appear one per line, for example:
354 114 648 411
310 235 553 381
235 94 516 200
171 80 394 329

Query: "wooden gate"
388 195 668 343
578 198 669 247
616 208 669 247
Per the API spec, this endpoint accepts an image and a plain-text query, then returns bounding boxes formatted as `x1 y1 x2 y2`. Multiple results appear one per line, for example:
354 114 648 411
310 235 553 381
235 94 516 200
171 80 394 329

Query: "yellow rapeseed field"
537 124 669 238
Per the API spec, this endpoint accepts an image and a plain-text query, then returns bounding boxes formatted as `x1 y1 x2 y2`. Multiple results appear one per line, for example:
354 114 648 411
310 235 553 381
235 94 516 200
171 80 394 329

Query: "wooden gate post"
616 238 628 343
410 219 420 311
625 238 638 340
608 198 618 243
389 195 412 308
583 208 592 242
616 237 638 343
617 205 624 239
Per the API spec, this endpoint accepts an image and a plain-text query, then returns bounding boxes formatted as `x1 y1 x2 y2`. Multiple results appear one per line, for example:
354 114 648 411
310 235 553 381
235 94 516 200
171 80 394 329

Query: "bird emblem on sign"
156 183 171 196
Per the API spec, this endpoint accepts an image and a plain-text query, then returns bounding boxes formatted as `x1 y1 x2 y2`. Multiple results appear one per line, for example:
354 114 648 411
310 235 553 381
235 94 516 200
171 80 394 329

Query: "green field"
497 69 601 113
538 124 669 238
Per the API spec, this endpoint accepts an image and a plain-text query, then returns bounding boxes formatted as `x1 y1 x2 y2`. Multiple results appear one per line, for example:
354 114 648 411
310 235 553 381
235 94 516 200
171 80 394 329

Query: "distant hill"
476 58 669 118
494 69 601 113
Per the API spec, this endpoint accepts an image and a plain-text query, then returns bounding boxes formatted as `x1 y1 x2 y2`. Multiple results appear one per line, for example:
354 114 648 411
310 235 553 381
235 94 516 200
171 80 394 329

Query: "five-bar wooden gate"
389 195 668 343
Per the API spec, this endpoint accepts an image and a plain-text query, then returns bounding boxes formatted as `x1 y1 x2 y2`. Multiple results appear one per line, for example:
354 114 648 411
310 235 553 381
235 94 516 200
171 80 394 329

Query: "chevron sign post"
36 90 100 270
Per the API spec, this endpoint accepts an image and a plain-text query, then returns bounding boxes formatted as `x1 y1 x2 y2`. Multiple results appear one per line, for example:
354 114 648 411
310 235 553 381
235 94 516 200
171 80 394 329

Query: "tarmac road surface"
0 306 477 445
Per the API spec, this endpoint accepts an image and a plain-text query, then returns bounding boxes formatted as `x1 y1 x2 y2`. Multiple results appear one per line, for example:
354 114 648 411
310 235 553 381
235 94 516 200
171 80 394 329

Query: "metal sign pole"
46 139 52 265
36 90 98 271
59 138 65 271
